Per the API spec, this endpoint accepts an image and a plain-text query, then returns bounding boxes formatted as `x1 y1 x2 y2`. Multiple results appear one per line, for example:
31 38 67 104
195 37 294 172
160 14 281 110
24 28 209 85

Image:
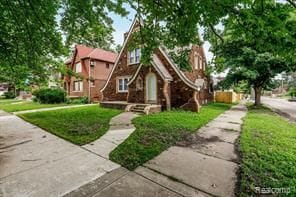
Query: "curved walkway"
82 112 139 159
66 104 247 197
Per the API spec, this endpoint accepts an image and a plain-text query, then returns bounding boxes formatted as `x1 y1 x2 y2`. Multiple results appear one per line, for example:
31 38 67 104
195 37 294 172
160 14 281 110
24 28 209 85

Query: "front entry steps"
131 105 147 113
125 104 161 115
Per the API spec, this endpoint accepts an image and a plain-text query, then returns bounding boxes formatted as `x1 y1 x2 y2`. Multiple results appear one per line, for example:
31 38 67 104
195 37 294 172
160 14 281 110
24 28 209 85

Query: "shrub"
288 87 296 98
66 96 89 104
33 88 66 104
3 91 15 99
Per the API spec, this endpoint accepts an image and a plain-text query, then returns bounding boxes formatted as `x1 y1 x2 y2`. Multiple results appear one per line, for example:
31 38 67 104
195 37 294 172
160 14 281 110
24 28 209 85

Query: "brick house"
64 45 117 102
101 18 213 113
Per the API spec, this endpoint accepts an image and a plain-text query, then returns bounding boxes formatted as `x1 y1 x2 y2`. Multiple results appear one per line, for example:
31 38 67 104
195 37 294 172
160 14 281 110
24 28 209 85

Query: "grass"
0 101 75 112
239 105 296 195
110 103 232 170
19 106 122 145
0 99 22 104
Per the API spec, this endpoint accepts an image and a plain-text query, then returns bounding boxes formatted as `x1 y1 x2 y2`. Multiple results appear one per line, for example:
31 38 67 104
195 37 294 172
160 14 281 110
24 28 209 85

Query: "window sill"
128 62 140 66
117 90 128 93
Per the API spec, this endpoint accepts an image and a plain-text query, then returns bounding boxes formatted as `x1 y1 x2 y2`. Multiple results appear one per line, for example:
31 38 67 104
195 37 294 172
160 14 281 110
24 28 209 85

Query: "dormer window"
75 62 82 73
129 48 141 64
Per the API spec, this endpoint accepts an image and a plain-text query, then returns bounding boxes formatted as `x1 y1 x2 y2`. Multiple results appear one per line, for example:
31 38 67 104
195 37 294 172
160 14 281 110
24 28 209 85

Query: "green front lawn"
0 101 74 112
110 103 232 170
239 105 296 195
19 106 121 145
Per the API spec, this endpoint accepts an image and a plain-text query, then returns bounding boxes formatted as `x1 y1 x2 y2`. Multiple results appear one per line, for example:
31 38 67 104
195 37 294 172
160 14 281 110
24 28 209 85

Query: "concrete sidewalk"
65 104 247 197
0 110 120 197
82 112 139 159
142 104 247 196
13 104 98 115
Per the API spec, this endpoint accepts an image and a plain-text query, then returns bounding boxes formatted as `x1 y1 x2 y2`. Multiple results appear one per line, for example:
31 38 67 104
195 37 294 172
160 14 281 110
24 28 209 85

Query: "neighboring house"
0 83 8 96
48 69 62 88
64 45 117 102
101 18 213 113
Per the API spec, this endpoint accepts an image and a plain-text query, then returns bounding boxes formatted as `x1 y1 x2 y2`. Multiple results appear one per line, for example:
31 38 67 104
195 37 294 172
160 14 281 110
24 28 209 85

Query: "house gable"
101 17 140 93
101 17 143 101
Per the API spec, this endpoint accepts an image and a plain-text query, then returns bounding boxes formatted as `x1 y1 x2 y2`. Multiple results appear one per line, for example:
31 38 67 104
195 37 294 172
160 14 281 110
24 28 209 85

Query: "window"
203 61 206 70
106 63 110 69
136 76 143 91
129 48 141 64
117 77 129 92
135 48 141 63
73 81 83 91
194 55 198 69
90 60 96 67
75 62 82 73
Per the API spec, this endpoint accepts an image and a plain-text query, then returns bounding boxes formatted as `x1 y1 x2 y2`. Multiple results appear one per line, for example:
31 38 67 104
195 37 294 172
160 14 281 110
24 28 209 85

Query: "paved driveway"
0 110 120 197
262 97 296 121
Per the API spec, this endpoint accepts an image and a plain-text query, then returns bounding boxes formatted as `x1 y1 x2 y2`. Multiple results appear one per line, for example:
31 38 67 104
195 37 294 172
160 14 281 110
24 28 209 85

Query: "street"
262 97 296 121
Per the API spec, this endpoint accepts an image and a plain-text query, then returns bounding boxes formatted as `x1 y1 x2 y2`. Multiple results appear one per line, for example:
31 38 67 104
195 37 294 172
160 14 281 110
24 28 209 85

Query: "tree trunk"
254 86 262 106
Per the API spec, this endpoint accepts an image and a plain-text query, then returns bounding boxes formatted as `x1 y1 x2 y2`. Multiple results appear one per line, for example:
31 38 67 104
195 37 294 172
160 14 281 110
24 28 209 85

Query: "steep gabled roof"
101 16 203 92
128 54 173 85
101 17 139 92
65 44 117 65
86 48 117 63
76 44 94 59
158 47 202 91
151 54 173 81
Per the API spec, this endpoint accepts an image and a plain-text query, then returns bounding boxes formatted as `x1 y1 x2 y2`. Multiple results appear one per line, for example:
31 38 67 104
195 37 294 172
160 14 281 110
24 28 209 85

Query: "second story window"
129 48 141 64
75 62 82 73
90 60 96 67
106 63 110 69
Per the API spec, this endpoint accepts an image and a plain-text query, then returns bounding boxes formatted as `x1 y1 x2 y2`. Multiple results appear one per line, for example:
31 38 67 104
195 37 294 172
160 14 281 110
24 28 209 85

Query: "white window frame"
75 62 82 73
73 81 83 92
194 54 198 70
117 76 130 93
129 48 141 65
203 60 206 70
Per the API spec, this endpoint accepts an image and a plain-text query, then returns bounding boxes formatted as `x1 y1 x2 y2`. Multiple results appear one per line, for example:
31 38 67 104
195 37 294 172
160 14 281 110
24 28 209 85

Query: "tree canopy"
1 0 295 98
209 1 296 105
0 0 127 89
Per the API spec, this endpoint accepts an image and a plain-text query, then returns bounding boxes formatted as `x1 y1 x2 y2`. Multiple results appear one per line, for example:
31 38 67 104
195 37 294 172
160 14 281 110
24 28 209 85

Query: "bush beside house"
33 88 66 104
3 91 16 99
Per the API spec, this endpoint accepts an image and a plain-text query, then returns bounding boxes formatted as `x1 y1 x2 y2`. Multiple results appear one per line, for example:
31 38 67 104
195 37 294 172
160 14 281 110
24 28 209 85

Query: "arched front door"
146 73 157 103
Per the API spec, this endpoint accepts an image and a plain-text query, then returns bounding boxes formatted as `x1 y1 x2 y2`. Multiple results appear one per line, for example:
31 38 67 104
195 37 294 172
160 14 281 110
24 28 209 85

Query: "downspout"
163 80 171 111
88 62 91 103
193 91 200 113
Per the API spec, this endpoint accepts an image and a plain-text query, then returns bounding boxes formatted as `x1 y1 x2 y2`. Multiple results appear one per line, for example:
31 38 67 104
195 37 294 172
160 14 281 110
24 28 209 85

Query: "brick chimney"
124 32 128 41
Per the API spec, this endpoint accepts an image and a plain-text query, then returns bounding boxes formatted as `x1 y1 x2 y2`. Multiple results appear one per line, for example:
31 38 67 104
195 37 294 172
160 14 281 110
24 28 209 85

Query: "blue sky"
108 4 213 61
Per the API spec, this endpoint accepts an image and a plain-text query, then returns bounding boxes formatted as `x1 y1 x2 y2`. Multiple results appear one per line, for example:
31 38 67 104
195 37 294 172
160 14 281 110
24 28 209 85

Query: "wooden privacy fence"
214 91 243 104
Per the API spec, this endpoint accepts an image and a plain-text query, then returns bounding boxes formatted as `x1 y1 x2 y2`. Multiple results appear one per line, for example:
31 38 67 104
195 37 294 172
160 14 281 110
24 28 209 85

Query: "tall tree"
125 0 242 63
209 1 296 105
0 0 127 90
60 0 128 50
